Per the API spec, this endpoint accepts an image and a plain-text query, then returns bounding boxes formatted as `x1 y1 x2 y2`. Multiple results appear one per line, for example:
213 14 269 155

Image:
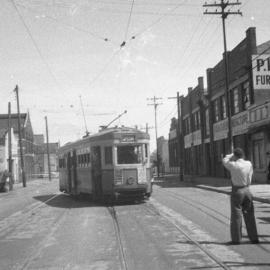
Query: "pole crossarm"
204 11 242 16
203 1 242 18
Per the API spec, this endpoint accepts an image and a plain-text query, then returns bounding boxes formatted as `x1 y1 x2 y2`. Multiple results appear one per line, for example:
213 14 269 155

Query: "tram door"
91 146 103 200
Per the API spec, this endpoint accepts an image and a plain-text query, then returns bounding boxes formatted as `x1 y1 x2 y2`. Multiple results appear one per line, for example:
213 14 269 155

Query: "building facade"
168 27 270 183
0 128 19 182
157 136 170 175
0 112 34 182
34 134 59 177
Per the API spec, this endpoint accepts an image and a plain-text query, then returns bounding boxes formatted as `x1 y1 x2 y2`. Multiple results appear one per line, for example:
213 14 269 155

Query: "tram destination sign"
121 135 135 142
252 54 270 89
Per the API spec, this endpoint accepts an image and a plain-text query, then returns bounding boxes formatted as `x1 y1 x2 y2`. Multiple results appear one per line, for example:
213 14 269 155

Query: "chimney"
198 77 203 89
246 27 257 55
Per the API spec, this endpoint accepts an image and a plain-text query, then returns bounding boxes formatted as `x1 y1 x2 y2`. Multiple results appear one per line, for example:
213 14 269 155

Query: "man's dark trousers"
230 186 258 242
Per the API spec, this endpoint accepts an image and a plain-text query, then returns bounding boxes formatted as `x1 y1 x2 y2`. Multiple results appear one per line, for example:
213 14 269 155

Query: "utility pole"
14 85 26 187
147 96 162 178
45 116 52 181
203 0 242 152
8 102 13 190
168 92 184 181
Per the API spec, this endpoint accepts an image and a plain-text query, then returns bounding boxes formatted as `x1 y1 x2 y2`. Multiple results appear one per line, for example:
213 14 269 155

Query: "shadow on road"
33 193 147 208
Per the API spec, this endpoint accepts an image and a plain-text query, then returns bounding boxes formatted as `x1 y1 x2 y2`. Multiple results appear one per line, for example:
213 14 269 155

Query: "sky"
0 0 269 151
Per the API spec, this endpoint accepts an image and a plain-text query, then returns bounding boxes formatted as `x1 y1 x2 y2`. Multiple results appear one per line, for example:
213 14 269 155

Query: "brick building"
168 27 270 183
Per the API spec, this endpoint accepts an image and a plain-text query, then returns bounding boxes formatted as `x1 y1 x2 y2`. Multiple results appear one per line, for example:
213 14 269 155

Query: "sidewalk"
154 174 270 204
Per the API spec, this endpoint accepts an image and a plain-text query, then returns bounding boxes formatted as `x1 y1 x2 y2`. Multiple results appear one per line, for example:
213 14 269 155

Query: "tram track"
155 187 230 225
108 200 233 269
107 205 129 270
0 193 61 238
155 186 270 254
15 197 74 270
141 201 231 270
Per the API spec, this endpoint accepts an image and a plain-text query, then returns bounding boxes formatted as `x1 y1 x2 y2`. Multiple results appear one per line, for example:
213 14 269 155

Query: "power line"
9 0 71 105
124 0 135 41
16 2 114 45
158 104 177 127
89 48 122 87
129 0 189 41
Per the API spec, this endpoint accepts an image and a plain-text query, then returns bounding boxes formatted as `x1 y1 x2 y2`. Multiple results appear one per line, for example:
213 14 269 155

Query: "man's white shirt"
222 154 253 186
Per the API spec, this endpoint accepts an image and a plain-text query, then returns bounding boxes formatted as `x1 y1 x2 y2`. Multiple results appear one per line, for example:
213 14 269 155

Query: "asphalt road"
0 179 270 269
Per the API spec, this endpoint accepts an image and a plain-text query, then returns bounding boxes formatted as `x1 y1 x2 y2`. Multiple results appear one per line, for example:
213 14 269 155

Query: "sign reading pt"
252 54 270 89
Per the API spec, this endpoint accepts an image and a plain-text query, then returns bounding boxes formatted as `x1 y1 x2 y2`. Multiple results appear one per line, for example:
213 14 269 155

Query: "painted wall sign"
252 54 270 89
184 130 201 148
232 111 248 136
213 119 228 141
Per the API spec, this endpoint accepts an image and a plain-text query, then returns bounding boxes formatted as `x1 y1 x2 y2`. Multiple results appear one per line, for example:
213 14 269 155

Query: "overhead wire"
158 104 177 128
123 0 135 41
16 2 116 46
170 15 206 73
180 20 220 80
89 48 123 88
9 0 125 121
9 0 71 106
127 0 189 41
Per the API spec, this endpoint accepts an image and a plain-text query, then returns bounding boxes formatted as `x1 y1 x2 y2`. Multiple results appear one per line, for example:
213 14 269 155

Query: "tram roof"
89 126 149 140
59 126 149 152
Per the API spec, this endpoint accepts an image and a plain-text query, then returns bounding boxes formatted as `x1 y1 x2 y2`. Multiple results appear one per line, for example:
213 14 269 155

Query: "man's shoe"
226 241 240 245
250 239 260 244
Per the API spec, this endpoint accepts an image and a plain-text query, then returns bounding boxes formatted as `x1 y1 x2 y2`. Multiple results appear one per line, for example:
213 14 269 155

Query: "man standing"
222 148 259 244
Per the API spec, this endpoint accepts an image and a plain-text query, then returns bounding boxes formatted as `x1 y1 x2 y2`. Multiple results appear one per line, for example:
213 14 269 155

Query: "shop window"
262 106 268 119
184 117 191 135
232 88 239 115
213 99 220 122
221 95 227 120
205 108 210 137
242 81 250 110
193 111 200 131
253 139 264 169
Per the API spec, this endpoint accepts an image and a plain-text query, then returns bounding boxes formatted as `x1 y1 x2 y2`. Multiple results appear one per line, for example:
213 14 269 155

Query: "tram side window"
105 146 113 165
86 153 90 166
117 145 142 164
77 154 90 167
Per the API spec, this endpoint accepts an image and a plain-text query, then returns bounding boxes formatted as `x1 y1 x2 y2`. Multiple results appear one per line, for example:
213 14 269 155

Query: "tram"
58 126 153 201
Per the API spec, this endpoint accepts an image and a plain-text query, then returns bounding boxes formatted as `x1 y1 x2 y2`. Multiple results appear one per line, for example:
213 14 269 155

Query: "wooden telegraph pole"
8 102 13 190
14 85 26 187
203 0 242 152
45 116 52 181
168 92 184 181
147 96 162 178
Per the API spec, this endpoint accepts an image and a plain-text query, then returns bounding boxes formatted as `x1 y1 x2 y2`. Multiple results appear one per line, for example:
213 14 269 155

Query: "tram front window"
117 145 142 164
